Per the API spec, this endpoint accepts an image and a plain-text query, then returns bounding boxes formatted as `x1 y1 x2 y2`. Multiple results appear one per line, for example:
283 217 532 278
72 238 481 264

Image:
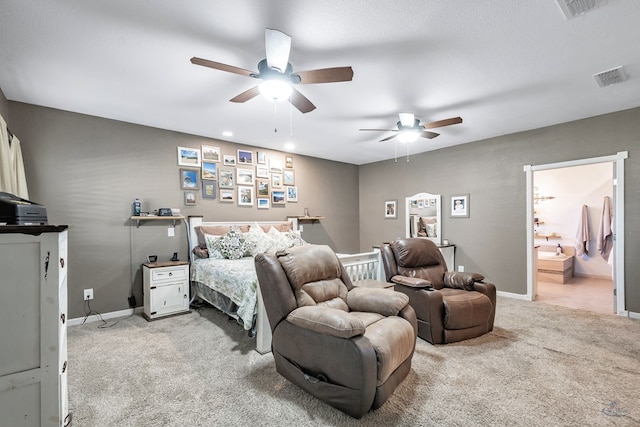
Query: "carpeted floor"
67 297 640 426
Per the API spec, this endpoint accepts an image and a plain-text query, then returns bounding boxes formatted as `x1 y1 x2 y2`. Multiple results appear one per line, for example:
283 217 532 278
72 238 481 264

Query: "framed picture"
451 194 470 218
177 146 201 167
201 180 216 199
237 149 253 165
218 167 235 188
257 197 270 209
201 145 220 163
283 169 295 186
201 162 217 180
180 168 199 190
184 191 197 206
285 155 294 169
271 173 283 188
256 178 270 197
272 190 285 205
238 186 254 206
257 151 267 165
223 154 236 166
269 158 283 173
384 200 397 219
256 165 269 178
219 188 234 202
236 168 254 186
286 186 298 202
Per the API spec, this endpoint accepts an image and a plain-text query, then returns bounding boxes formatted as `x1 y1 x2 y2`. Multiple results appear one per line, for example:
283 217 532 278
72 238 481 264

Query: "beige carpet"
67 297 640 426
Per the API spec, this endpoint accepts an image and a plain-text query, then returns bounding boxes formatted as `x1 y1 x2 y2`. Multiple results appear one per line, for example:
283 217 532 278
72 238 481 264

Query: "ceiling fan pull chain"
406 143 410 162
289 100 293 137
273 102 278 133
394 141 398 163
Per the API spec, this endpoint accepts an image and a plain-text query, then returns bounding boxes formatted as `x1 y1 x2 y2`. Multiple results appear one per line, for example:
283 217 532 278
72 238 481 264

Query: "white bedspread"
191 257 257 330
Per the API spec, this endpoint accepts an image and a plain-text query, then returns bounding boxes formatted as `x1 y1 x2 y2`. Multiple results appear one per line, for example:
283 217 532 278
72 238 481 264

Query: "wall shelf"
535 234 562 241
288 215 325 224
131 215 184 228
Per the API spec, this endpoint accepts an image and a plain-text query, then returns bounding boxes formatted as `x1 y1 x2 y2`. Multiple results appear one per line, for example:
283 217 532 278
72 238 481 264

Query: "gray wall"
8 102 359 318
360 107 640 312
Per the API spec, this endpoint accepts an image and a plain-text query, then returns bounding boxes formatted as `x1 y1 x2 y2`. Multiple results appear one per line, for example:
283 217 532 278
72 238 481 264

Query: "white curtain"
0 114 29 199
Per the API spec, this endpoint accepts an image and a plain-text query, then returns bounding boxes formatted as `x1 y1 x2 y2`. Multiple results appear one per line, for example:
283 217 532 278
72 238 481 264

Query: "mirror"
406 192 441 245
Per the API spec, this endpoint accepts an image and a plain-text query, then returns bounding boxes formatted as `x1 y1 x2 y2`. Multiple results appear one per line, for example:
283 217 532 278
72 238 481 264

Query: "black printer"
0 192 48 225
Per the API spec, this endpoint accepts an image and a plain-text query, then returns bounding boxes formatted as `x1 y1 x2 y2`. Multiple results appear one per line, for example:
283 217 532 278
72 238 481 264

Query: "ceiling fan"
191 29 354 114
360 113 463 143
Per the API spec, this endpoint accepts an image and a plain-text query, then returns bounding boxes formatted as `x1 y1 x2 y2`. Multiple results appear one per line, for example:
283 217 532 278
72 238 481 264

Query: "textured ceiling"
1 1 639 165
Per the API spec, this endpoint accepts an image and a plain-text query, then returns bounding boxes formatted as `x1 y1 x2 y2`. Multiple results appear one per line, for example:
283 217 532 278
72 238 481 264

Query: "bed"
188 216 385 353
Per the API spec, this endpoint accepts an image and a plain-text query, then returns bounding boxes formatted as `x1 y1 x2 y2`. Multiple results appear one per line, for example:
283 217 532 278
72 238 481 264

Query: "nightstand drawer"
151 267 187 281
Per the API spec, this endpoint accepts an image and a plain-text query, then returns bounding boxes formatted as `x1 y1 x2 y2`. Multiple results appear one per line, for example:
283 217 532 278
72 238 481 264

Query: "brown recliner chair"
380 238 496 344
254 244 417 419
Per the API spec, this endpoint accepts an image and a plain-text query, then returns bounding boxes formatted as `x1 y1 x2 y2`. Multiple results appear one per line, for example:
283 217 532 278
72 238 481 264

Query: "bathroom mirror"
406 192 441 245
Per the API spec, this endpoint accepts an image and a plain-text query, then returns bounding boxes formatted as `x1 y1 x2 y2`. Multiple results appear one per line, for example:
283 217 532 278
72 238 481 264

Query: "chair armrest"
346 287 409 316
391 275 433 289
286 306 365 339
444 271 485 291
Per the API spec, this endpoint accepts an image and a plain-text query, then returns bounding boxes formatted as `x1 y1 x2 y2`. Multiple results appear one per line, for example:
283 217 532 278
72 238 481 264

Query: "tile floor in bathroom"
536 276 613 315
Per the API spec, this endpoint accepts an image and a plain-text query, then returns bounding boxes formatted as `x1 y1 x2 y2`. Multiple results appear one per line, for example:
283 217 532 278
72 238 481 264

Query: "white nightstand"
142 261 190 320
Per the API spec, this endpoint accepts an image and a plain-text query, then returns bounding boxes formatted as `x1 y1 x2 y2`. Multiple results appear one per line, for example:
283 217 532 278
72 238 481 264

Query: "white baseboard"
627 311 640 320
496 290 530 300
68 307 144 326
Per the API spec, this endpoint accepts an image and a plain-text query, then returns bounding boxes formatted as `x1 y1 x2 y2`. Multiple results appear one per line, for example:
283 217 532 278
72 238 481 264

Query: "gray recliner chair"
254 244 417 418
380 238 496 344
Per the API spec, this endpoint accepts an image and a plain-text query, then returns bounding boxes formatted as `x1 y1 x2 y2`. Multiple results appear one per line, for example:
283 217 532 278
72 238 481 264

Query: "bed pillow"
204 234 224 259
266 226 291 253
213 228 252 260
243 223 274 256
260 222 293 233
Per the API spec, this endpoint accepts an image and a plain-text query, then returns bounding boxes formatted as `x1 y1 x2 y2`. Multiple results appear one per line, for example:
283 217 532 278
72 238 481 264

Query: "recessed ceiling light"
222 131 233 137
284 142 295 151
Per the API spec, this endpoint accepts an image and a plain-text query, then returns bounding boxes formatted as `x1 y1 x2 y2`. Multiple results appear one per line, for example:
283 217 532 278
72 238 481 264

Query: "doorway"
524 152 628 316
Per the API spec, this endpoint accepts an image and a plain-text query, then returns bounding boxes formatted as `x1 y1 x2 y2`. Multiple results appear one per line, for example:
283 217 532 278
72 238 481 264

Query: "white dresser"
142 261 190 320
0 226 70 427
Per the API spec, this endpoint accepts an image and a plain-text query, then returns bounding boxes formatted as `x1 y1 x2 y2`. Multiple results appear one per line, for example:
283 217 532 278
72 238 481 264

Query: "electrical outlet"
167 227 174 237
457 265 465 272
84 288 94 300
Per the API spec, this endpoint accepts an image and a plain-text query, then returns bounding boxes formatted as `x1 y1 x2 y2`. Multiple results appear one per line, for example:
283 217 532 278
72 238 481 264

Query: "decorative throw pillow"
285 229 307 248
204 234 224 259
266 226 291 253
212 228 252 260
426 223 436 237
243 223 274 256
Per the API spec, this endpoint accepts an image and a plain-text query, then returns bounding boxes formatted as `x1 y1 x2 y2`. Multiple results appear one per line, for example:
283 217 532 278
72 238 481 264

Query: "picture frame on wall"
451 194 470 218
238 186 254 206
223 154 236 166
237 149 253 165
236 168 254 186
257 197 270 209
269 158 284 173
257 151 267 165
201 145 220 163
220 188 234 202
272 190 285 205
218 167 235 188
201 162 217 180
256 165 269 178
285 155 294 169
384 199 397 219
184 191 197 206
286 186 298 202
177 146 201 167
180 168 199 190
283 169 295 186
256 179 269 197
202 180 216 199
271 173 283 188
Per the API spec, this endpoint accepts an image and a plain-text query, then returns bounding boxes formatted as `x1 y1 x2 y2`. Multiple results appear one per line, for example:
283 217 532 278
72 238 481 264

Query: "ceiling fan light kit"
258 79 292 102
397 131 420 143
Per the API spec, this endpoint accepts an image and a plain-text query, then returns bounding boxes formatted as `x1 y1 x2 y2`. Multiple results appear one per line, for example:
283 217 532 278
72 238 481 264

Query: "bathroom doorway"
524 152 627 316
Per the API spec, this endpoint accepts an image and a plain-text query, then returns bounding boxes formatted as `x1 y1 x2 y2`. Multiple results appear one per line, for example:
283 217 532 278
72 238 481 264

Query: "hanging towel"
0 114 29 199
575 205 590 257
597 196 613 262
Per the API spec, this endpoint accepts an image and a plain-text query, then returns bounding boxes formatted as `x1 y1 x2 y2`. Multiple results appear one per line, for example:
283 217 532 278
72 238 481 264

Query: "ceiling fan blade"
399 113 415 127
190 57 254 77
289 88 316 114
229 86 260 103
421 116 463 129
359 128 396 132
295 67 354 84
420 130 440 139
379 133 399 142
265 29 291 72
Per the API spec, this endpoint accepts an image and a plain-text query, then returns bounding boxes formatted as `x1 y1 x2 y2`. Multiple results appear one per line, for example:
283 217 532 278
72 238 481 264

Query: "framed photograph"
384 200 397 219
256 178 270 197
451 194 470 218
219 188 234 202
218 167 235 188
237 149 253 165
269 158 283 173
283 169 295 186
223 154 236 166
272 190 286 205
238 186 254 206
184 191 197 206
180 168 199 190
236 168 254 186
271 173 283 188
257 197 270 209
256 165 269 178
201 145 220 162
201 162 217 180
285 155 294 169
286 186 298 202
177 146 201 167
257 151 267 165
201 180 216 199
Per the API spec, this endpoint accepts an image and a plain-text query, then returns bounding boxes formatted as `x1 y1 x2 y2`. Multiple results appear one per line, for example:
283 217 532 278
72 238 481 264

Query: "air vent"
593 66 628 87
556 0 608 19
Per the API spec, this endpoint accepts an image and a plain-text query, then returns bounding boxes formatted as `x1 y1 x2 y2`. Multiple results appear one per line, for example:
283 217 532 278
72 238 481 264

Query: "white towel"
597 196 613 262
575 205 590 257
